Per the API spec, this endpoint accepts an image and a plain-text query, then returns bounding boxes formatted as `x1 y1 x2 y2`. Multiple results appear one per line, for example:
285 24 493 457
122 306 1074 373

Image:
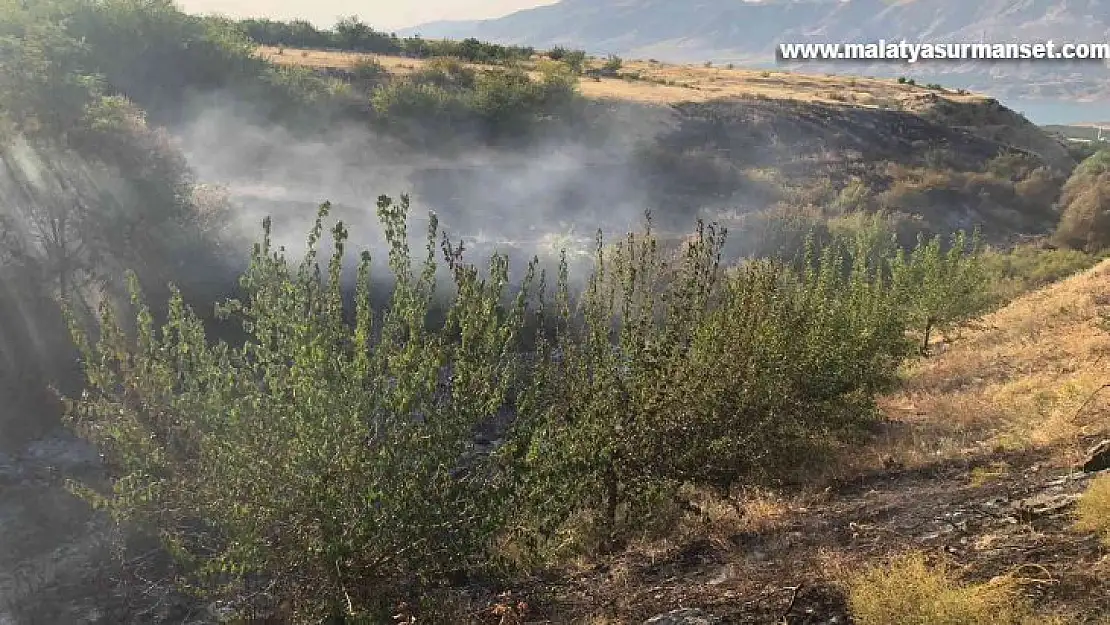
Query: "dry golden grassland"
257 45 987 109
875 259 1110 468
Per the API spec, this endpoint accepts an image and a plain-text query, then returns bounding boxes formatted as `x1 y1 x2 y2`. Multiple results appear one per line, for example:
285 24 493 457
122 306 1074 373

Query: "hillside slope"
506 259 1110 622
263 46 1077 243
402 0 1110 102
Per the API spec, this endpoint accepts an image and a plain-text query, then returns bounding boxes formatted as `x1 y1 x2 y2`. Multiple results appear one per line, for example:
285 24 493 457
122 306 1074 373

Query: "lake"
1002 99 1109 126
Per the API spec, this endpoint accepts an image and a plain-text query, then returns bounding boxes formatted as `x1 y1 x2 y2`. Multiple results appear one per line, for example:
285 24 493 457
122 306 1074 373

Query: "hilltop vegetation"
2 2 1110 624
238 15 538 64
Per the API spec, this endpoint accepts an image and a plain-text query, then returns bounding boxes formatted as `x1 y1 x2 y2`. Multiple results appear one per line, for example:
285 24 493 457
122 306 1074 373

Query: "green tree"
894 230 990 354
0 12 99 138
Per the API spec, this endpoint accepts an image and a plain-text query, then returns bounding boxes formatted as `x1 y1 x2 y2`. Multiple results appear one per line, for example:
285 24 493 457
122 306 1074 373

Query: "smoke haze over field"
174 97 672 280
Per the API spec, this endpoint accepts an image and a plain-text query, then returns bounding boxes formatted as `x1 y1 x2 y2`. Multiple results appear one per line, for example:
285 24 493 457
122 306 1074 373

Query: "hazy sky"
177 0 559 30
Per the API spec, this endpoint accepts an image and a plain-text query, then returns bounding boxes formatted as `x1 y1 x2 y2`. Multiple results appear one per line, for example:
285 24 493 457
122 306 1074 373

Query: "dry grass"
259 46 430 75
671 486 792 548
875 259 1110 468
1074 474 1110 546
256 45 988 108
968 461 1012 487
577 60 982 108
845 552 1070 625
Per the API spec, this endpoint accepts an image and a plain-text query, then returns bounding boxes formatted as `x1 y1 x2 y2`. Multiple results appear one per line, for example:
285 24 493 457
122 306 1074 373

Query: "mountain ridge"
400 0 1110 102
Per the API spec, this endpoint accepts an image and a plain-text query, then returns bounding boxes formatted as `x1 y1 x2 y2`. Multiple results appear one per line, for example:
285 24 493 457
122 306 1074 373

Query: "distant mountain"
401 0 1110 102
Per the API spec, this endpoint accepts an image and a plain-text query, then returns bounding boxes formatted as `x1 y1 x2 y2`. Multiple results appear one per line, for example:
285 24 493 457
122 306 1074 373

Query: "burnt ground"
3 429 1107 625
481 443 1110 624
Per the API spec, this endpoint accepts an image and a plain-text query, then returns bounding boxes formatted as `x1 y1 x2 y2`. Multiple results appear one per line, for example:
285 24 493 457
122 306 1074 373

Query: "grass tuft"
1074 474 1110 546
846 552 1059 625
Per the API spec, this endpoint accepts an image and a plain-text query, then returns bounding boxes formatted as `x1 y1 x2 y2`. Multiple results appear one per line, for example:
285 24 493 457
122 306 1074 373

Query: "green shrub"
503 221 923 558
236 15 533 63
370 60 579 141
980 243 1100 302
561 49 587 73
65 198 533 620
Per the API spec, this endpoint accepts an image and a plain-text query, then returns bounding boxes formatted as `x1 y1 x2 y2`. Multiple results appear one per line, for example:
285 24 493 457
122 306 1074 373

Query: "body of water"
1003 99 1109 126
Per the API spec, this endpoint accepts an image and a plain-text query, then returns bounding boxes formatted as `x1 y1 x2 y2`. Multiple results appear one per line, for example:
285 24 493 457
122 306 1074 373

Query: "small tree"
333 15 372 49
894 230 990 354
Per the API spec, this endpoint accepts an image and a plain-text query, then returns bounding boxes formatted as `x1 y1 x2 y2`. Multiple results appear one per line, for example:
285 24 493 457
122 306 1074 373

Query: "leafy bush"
66 198 532 620
979 243 1100 303
498 221 926 558
0 0 238 449
847 552 1048 625
61 1 264 123
0 0 350 129
236 17 332 48
331 15 399 52
547 47 587 73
